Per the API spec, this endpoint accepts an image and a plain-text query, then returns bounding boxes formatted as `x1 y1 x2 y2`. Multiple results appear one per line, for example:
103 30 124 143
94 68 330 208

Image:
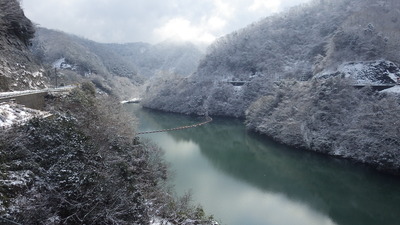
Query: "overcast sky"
21 0 311 45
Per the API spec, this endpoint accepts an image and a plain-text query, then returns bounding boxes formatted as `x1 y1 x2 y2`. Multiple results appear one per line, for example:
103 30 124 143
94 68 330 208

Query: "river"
126 105 400 225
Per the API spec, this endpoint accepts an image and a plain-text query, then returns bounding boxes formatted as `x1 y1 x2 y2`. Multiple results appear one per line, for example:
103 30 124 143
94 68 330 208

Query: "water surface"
127 105 400 225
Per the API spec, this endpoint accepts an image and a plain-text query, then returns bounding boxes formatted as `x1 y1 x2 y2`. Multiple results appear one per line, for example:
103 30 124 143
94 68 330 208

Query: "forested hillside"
246 78 400 173
0 0 46 91
0 84 214 224
31 28 203 99
143 0 400 117
106 40 203 78
143 0 400 174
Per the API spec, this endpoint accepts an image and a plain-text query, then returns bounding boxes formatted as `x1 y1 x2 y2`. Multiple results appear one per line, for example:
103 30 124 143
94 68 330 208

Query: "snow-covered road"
0 85 75 99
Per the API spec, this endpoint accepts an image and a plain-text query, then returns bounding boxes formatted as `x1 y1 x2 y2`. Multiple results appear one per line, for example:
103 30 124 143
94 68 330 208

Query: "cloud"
21 0 311 45
207 16 227 31
152 0 237 45
213 0 235 18
153 17 217 44
249 0 282 12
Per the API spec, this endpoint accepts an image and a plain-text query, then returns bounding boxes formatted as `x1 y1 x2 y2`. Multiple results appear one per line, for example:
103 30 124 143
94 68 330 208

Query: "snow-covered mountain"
30 27 204 99
143 0 400 117
31 28 203 81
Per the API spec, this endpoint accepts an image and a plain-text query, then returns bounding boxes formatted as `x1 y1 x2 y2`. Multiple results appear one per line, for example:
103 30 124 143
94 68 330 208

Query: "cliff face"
0 0 46 91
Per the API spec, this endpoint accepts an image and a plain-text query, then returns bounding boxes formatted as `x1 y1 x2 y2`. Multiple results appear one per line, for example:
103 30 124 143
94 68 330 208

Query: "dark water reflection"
127 105 400 225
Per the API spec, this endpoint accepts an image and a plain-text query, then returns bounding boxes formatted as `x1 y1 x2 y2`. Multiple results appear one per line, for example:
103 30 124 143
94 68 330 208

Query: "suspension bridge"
137 116 212 135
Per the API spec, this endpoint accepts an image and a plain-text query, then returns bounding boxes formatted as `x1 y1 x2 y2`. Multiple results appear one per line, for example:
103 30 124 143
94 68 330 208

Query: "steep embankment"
0 0 46 91
143 0 400 117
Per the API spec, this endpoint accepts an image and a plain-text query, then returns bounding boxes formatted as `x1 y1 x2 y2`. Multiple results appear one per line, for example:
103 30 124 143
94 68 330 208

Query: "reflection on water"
127 105 400 225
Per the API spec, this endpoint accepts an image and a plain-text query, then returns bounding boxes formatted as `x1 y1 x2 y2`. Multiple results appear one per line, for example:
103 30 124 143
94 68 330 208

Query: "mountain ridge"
143 0 400 117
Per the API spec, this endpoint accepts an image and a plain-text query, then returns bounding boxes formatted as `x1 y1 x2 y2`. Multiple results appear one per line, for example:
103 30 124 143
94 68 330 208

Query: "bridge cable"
136 116 212 135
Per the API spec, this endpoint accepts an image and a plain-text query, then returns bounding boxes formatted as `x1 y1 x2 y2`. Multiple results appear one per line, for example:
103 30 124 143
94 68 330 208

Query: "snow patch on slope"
315 60 400 85
52 58 74 69
0 102 51 129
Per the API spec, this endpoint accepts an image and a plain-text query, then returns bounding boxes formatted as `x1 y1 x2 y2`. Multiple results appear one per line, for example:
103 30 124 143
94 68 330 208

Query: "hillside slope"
106 40 203 78
0 0 46 91
31 28 203 99
31 28 142 98
143 0 400 117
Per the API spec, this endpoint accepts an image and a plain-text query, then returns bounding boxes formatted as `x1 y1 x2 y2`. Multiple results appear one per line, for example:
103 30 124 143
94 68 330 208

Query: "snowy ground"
0 102 51 129
315 60 400 85
0 89 48 99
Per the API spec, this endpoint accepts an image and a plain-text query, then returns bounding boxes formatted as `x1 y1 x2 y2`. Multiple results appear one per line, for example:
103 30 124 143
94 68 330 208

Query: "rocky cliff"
0 0 46 91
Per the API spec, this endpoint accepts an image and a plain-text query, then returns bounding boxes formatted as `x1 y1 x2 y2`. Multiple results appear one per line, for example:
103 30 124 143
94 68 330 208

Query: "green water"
127 105 400 225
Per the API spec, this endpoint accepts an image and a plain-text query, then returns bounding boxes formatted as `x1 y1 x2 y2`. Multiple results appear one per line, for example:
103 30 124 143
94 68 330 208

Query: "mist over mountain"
106 40 204 78
31 27 203 98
